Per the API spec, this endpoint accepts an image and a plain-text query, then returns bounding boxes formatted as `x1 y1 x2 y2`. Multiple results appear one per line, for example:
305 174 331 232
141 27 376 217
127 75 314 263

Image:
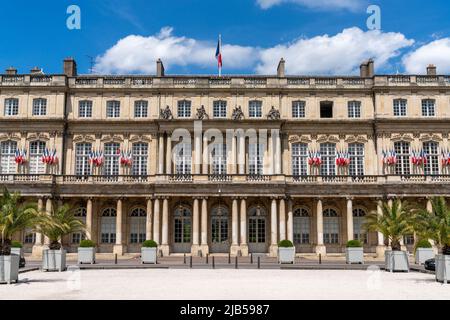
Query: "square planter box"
78 247 96 264
42 249 67 272
0 255 20 284
141 247 157 264
415 248 434 265
10 248 23 257
385 250 409 272
278 247 296 264
435 255 450 284
346 247 364 264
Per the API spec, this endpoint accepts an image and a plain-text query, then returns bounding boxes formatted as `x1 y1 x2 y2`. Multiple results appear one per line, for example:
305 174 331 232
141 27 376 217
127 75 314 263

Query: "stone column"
286 198 294 243
44 198 52 246
158 134 164 174
274 130 282 174
239 197 248 256
202 134 208 174
32 197 44 257
160 197 170 256
230 197 240 255
191 197 200 255
279 198 286 241
266 132 273 175
146 198 153 240
113 198 124 255
238 132 245 174
200 197 209 255
230 134 237 174
166 133 172 175
194 132 202 174
376 199 386 257
269 198 278 257
346 197 354 242
86 198 93 240
315 198 326 255
153 198 161 244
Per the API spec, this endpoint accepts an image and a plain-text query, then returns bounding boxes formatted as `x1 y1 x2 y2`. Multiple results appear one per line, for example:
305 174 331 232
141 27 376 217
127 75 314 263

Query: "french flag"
215 35 222 76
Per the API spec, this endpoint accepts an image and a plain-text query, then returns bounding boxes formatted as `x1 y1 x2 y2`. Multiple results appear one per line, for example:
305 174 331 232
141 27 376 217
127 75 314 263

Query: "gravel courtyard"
1 268 449 300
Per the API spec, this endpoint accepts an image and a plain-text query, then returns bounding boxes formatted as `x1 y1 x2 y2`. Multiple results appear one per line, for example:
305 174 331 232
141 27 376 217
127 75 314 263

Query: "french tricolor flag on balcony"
215 35 222 76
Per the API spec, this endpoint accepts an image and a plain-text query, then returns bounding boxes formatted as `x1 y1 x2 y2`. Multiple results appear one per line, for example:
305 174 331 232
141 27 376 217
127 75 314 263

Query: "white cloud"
94 27 258 74
403 38 450 74
256 0 365 11
256 27 414 75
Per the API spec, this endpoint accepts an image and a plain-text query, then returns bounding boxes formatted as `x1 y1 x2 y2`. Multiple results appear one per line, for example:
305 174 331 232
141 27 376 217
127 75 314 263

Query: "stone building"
0 58 448 257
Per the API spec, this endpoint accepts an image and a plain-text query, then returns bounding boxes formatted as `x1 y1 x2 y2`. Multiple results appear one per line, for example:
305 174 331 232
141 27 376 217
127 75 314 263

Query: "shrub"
346 240 363 248
142 240 158 248
79 239 95 248
415 239 432 249
11 241 23 248
278 240 294 248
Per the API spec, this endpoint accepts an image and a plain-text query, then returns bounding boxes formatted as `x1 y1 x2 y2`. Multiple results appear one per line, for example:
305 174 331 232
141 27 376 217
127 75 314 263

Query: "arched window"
349 143 364 176
394 141 410 175
211 205 229 244
323 208 339 244
248 206 266 244
130 208 146 243
423 141 439 175
29 141 46 174
353 208 367 244
174 206 192 244
101 208 117 244
292 143 308 176
72 207 87 244
320 143 336 176
177 100 191 118
293 208 310 244
0 140 17 174
75 143 92 176
132 143 148 176
103 143 120 176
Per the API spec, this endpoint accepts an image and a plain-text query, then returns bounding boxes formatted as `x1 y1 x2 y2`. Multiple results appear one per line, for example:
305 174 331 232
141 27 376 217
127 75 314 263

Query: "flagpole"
219 34 222 77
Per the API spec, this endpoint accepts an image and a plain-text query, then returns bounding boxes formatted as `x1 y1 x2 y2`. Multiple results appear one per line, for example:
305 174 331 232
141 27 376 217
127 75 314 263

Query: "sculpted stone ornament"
196 105 209 120
160 106 173 120
267 106 281 120
231 106 244 120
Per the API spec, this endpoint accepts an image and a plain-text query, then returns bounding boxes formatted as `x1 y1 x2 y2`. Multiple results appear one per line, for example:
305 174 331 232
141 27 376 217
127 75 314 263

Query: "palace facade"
1 58 449 257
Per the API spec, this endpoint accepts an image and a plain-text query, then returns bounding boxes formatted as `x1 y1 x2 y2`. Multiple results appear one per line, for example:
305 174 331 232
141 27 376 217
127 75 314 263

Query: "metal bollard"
319 253 322 265
206 254 209 264
235 255 238 269
114 254 118 265
212 256 215 269
258 256 261 269
250 253 253 264
184 253 186 264
190 255 193 269
228 253 231 264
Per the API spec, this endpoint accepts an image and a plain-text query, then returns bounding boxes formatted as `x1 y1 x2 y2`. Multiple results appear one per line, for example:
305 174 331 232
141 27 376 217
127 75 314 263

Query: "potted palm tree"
365 199 412 272
278 240 295 264
346 240 364 264
414 239 434 265
37 203 85 272
78 239 96 264
0 188 38 284
141 240 158 264
413 197 450 283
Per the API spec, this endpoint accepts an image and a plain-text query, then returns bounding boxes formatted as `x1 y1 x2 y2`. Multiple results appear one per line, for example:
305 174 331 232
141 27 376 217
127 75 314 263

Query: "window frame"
79 100 93 118
106 100 121 118
177 100 192 118
32 98 47 116
4 98 19 116
292 100 306 118
248 100 263 118
393 99 407 117
134 100 148 118
213 100 227 118
348 101 361 118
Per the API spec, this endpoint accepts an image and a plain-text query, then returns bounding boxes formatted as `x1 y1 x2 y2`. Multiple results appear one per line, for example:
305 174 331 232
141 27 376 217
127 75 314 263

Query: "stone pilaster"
315 198 326 255
269 198 278 257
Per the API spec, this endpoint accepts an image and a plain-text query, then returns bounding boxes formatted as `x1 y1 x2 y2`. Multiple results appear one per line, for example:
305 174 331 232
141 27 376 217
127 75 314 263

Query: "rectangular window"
175 143 192 175
249 144 263 175
29 141 46 174
292 101 305 118
249 100 262 118
132 143 148 176
32 98 47 116
103 143 120 176
393 99 407 117
394 141 410 175
177 100 191 118
75 143 92 176
320 143 336 176
422 99 435 117
348 101 361 118
4 98 19 116
24 230 36 244
0 140 17 174
212 144 227 175
349 143 364 176
423 141 439 175
79 100 93 118
320 101 333 118
106 101 120 118
134 100 148 118
292 143 308 176
213 100 227 118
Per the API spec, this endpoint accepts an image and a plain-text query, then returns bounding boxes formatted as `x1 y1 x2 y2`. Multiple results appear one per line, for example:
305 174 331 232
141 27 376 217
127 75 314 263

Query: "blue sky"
1 0 450 75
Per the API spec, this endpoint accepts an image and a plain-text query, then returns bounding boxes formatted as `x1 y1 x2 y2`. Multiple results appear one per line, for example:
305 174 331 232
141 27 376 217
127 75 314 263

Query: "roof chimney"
156 59 165 77
427 64 437 76
30 67 43 75
6 67 17 75
367 59 374 77
277 58 285 77
64 57 77 77
360 61 368 78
